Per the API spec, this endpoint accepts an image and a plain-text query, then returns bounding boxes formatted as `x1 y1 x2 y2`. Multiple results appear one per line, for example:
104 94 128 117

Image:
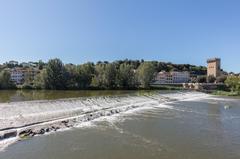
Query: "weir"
0 91 210 148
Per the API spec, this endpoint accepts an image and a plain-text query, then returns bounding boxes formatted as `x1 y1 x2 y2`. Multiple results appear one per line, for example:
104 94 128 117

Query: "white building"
154 71 190 84
20 62 37 68
8 61 18 65
10 67 40 85
10 68 25 85
20 62 31 67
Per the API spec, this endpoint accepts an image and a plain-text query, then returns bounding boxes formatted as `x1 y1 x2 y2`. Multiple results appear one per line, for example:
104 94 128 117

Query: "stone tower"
207 58 221 77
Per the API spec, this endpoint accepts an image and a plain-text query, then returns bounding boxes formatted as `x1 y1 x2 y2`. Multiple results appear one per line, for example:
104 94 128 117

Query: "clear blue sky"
0 0 240 72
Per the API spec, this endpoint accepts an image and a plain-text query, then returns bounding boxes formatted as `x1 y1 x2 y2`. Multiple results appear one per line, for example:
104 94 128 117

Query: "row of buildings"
153 58 222 84
7 60 37 67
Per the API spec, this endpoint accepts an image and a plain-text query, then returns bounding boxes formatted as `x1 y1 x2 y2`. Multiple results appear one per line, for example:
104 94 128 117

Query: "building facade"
154 71 190 84
10 68 25 85
207 58 221 77
10 67 40 85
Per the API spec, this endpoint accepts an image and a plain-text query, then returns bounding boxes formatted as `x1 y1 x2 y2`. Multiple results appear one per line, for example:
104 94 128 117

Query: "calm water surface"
0 90 240 159
0 90 144 102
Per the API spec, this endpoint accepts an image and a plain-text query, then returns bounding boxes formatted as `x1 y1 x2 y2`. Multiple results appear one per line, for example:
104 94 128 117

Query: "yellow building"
207 58 221 78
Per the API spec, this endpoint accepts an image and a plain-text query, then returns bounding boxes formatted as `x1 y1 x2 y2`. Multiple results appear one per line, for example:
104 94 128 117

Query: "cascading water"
0 91 211 150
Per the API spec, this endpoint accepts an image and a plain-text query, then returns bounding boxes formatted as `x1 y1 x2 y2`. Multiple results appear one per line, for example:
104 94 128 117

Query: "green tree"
65 64 78 89
136 62 156 88
225 76 240 92
76 63 95 89
196 75 207 83
116 63 136 89
104 63 117 88
33 69 47 89
207 75 216 83
45 58 67 90
0 70 16 89
38 60 45 70
91 64 105 88
216 75 227 83
91 63 117 89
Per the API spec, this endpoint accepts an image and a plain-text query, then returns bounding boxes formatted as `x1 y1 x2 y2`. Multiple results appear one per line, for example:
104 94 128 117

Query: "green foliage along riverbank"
212 76 240 96
33 59 155 90
0 58 207 90
0 70 16 89
212 90 240 96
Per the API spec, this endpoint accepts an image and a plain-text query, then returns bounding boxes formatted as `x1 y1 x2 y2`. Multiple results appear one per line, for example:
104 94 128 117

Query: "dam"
1 90 240 159
0 91 209 149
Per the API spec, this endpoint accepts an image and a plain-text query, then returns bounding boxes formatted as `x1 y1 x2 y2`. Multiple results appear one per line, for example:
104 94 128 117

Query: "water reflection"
0 90 146 103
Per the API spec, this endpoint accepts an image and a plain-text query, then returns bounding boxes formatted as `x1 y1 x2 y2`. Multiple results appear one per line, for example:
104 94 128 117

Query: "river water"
0 90 240 159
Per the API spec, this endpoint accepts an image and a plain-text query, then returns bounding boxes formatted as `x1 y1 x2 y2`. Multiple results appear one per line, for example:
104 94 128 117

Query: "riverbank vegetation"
212 90 240 96
212 76 240 96
0 58 207 90
0 70 16 89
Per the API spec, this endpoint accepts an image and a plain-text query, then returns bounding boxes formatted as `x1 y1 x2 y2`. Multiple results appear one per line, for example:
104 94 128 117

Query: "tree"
33 69 47 89
38 60 45 70
103 63 117 88
207 75 216 83
225 76 240 92
136 62 156 88
91 64 105 88
196 75 207 83
116 63 136 89
45 58 67 90
76 63 95 89
0 70 16 89
216 75 227 83
91 63 117 89
65 64 78 89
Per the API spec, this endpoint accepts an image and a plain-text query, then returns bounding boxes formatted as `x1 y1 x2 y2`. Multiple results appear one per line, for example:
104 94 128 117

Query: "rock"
106 112 111 116
72 119 77 122
224 105 231 109
35 128 45 135
45 128 50 132
61 120 69 124
66 122 74 128
3 130 17 139
40 129 45 134
52 126 60 131
19 129 33 138
0 134 4 140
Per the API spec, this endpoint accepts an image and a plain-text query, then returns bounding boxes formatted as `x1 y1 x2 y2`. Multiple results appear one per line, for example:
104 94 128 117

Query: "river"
0 90 240 159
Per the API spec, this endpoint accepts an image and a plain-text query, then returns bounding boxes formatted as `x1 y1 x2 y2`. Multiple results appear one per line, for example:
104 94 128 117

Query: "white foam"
0 91 210 130
0 91 211 151
0 137 19 152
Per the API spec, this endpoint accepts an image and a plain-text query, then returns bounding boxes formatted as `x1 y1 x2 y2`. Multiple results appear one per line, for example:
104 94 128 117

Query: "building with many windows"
9 67 40 85
154 71 190 84
10 68 25 85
